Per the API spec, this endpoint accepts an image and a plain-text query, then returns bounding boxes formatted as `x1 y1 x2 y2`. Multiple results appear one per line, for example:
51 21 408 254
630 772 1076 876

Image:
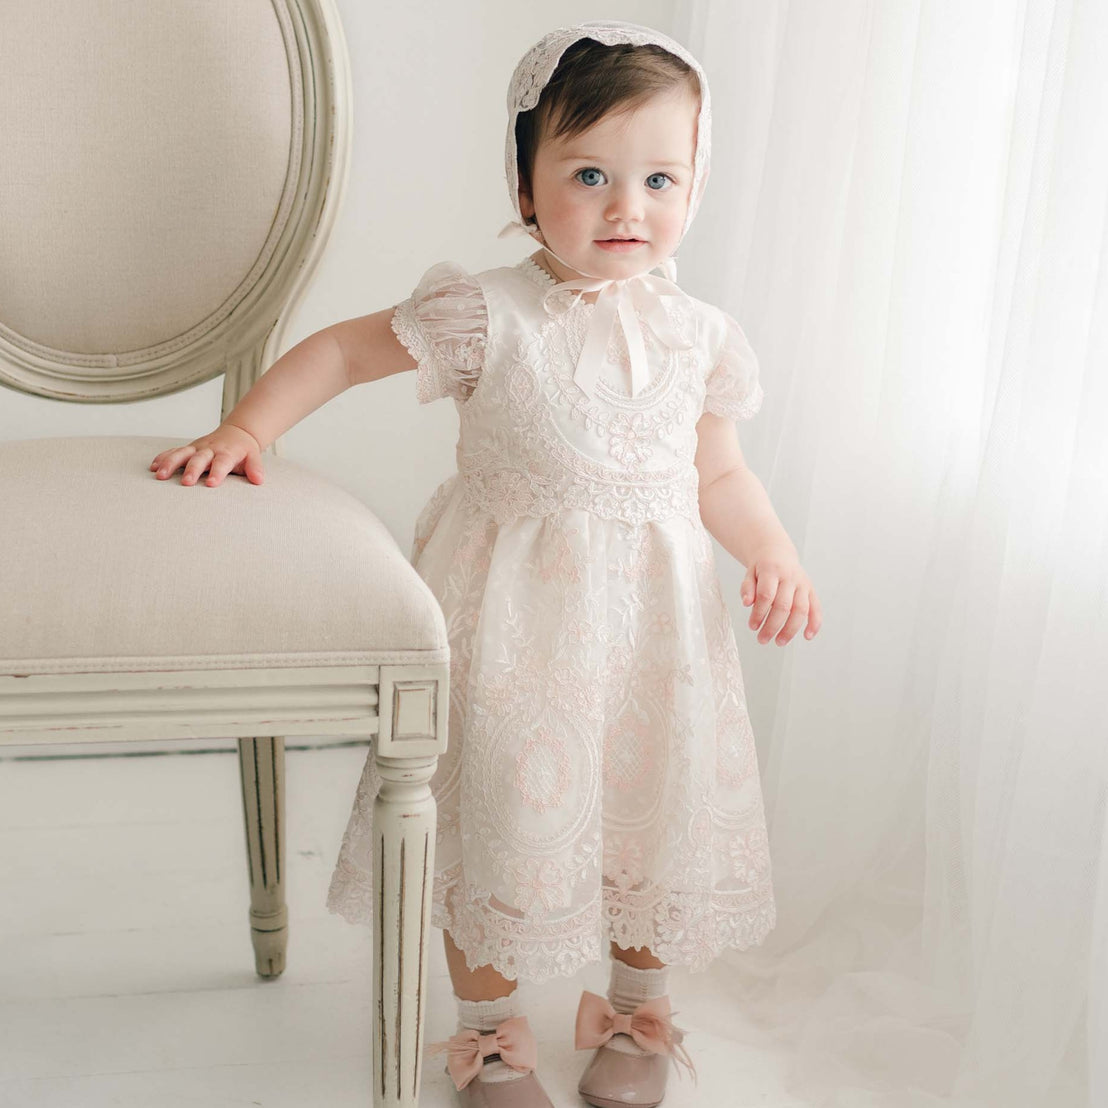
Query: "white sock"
454 991 530 1084
606 960 670 1056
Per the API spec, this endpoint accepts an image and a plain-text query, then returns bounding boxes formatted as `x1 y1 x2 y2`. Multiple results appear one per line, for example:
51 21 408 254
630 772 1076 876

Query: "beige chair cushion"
0 436 447 673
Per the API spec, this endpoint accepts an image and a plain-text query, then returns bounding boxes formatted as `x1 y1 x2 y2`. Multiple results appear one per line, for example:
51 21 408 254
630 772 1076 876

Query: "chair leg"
373 752 438 1108
372 664 448 1107
237 735 288 977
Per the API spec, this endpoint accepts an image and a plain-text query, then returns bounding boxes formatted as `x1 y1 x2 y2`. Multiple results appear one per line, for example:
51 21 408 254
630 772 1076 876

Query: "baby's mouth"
595 237 647 251
598 237 647 250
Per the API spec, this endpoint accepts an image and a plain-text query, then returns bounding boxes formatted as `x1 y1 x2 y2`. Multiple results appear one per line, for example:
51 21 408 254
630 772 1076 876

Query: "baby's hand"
149 423 265 487
741 546 822 645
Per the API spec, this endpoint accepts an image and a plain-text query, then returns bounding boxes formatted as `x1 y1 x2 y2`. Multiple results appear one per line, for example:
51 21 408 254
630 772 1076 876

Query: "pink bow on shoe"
574 990 698 1084
426 1015 538 1091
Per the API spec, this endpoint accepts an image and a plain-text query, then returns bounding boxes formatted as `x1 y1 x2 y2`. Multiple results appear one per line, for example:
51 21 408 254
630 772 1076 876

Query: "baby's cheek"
658 206 687 249
537 198 580 243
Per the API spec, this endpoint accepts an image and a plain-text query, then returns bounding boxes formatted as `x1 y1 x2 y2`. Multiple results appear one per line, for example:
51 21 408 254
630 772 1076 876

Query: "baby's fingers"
747 571 780 634
203 452 239 487
243 453 265 485
757 582 796 643
151 446 195 479
203 450 262 487
180 448 214 486
775 600 809 646
804 590 823 640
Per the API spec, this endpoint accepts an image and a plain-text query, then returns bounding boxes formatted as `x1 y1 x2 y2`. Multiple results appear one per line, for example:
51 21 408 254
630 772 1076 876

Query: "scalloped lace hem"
327 862 776 983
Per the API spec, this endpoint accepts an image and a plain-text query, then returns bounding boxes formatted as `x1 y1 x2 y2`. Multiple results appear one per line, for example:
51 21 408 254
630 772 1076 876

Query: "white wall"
0 0 675 550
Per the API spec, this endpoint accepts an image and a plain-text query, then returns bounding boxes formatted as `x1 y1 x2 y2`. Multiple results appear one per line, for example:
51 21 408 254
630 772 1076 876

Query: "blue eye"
575 167 606 187
574 168 674 190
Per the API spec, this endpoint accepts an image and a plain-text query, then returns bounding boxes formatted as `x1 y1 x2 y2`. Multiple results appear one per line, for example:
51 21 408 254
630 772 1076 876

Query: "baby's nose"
604 184 645 222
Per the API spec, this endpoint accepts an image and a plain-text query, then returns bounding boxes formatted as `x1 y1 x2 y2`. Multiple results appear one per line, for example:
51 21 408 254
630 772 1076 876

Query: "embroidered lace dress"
326 256 776 982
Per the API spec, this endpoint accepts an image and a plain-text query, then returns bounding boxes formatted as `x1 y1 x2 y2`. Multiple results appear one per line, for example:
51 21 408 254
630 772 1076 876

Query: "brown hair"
515 39 700 203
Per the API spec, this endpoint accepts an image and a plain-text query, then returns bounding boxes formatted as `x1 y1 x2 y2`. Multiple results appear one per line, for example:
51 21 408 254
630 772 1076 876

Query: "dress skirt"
326 474 776 983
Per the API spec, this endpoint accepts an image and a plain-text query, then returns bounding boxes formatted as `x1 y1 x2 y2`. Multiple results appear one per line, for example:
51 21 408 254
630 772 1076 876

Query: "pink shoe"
574 990 697 1108
426 1014 555 1108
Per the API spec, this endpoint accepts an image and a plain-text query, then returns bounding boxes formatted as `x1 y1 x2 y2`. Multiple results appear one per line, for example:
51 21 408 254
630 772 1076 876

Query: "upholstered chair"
0 3 447 1105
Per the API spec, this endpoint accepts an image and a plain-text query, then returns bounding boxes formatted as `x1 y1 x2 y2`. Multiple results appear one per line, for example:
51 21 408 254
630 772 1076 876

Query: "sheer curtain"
671 1 1108 1105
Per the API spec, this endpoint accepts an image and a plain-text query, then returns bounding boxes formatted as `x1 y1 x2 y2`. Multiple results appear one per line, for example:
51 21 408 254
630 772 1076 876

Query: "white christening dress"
326 255 776 983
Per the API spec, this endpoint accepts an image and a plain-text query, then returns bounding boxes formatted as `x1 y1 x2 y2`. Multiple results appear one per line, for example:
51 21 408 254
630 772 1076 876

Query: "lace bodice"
389 257 763 527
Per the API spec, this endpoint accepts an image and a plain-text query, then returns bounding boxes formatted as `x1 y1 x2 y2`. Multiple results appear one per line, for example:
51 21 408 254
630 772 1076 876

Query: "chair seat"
0 436 447 673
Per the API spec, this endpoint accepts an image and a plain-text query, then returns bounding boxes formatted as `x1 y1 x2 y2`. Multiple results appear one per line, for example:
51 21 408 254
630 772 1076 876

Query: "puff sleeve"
389 261 489 404
703 310 764 420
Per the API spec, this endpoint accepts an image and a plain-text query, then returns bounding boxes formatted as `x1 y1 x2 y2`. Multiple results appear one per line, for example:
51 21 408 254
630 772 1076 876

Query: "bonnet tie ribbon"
498 219 694 400
425 1015 538 1090
573 990 698 1084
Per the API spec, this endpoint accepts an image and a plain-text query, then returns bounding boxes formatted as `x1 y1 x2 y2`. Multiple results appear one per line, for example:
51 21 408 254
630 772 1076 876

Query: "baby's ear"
518 186 534 221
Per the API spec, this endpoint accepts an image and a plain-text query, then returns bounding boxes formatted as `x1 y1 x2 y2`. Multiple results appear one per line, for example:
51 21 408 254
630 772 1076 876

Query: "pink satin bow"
540 272 695 400
574 990 698 1084
497 219 694 400
425 1015 538 1090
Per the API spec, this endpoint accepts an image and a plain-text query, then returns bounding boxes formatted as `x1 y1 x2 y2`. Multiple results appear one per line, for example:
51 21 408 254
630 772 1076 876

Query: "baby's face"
520 84 698 283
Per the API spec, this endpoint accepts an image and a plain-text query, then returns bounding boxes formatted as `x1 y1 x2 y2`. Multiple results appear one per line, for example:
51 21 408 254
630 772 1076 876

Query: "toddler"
150 20 821 1108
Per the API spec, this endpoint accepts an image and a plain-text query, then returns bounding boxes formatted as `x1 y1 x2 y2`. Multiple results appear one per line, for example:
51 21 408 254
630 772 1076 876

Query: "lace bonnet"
502 20 712 249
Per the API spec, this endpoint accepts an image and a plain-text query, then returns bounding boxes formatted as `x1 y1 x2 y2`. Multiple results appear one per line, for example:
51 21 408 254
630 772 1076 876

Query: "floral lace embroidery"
704 311 763 420
327 259 775 982
443 259 711 527
389 261 487 404
326 504 777 981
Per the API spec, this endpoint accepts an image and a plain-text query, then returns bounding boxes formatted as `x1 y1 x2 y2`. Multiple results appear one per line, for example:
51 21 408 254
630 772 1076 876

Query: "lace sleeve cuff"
390 261 488 404
704 310 763 421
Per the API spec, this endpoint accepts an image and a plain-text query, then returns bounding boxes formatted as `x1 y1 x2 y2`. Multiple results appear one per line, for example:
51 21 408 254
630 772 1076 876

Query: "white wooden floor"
0 742 802 1108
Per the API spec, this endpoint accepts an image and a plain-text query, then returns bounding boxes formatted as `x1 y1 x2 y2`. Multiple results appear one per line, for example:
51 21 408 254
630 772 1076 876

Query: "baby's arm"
694 411 822 645
151 307 415 487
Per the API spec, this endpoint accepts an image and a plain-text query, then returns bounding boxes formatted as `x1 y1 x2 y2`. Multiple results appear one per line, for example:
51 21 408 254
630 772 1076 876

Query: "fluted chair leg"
237 734 288 977
373 753 439 1108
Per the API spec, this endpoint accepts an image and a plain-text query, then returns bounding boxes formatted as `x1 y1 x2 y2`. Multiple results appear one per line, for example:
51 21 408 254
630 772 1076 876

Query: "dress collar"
516 254 563 292
510 249 694 400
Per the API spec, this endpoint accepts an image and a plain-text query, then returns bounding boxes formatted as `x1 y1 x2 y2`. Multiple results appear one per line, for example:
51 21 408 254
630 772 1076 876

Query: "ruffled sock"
605 960 671 1057
455 991 530 1084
